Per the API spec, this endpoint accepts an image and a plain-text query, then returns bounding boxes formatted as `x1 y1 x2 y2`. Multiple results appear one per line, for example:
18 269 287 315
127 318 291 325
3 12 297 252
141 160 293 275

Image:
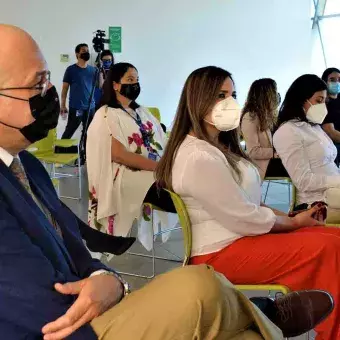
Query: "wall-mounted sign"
109 27 122 53
60 54 69 62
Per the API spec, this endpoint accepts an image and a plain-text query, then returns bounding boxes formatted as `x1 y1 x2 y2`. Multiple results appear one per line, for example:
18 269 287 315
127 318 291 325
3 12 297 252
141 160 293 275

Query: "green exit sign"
109 27 122 53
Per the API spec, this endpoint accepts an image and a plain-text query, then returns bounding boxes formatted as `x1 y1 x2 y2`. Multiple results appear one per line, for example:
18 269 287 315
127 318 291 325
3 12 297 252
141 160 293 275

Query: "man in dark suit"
0 24 334 340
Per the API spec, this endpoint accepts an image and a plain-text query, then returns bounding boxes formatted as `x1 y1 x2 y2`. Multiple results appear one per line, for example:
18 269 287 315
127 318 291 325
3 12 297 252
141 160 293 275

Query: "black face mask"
120 82 141 101
80 52 90 61
1 86 60 143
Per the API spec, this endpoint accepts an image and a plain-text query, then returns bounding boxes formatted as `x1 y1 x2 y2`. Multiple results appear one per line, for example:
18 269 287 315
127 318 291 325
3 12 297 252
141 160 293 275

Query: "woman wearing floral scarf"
86 63 170 241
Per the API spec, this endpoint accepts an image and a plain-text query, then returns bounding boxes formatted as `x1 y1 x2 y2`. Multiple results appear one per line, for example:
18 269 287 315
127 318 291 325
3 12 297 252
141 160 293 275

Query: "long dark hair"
242 78 278 132
101 62 137 108
276 74 327 128
101 49 115 64
155 66 247 190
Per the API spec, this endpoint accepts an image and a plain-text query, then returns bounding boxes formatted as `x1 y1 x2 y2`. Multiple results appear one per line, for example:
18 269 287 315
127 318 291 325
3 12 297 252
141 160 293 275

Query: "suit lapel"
0 156 76 275
19 151 78 274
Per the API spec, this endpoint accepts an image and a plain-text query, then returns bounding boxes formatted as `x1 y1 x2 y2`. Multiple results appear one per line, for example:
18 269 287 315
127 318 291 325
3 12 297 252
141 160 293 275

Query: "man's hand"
42 274 123 340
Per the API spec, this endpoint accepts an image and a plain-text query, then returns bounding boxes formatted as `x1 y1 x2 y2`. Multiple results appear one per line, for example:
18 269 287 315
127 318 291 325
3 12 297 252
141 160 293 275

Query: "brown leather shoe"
272 290 334 337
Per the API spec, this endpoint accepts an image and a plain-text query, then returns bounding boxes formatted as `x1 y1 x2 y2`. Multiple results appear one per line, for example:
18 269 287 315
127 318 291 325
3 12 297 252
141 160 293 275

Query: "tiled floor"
60 167 312 339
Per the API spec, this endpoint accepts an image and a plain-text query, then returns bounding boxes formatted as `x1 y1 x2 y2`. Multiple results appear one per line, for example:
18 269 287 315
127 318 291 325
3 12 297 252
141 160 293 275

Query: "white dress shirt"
172 135 276 257
0 147 14 167
273 121 340 205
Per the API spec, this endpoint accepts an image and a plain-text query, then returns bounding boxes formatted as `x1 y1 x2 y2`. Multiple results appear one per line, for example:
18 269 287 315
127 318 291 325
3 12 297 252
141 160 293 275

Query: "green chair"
166 190 192 266
27 129 81 200
27 129 57 156
147 107 170 137
147 107 161 122
166 190 292 304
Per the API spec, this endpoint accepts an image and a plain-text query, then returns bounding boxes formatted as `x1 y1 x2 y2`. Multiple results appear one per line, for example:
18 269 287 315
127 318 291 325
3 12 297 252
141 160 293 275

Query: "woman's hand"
291 204 326 227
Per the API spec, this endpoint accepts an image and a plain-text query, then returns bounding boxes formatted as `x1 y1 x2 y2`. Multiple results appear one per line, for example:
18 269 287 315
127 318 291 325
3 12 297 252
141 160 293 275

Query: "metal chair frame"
116 203 182 279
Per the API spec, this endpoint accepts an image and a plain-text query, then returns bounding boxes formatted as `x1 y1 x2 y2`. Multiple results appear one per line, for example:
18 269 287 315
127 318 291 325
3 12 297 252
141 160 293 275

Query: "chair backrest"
29 128 57 155
147 107 161 122
166 190 192 266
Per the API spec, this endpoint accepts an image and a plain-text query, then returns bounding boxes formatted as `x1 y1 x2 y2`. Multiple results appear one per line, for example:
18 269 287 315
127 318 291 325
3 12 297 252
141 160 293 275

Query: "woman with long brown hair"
241 78 287 179
156 66 340 339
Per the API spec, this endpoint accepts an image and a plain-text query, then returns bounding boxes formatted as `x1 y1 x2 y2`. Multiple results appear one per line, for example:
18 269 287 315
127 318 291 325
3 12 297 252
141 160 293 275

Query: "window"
311 0 340 73
319 17 340 67
325 0 340 15
311 0 316 18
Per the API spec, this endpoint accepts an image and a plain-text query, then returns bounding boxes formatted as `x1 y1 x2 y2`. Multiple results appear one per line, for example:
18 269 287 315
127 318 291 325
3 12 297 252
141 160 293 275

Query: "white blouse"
172 135 276 257
273 121 340 205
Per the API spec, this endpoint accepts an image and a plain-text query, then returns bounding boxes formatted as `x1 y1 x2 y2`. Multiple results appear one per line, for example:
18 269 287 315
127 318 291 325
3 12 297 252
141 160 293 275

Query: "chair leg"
56 182 60 197
78 153 82 200
58 154 82 201
263 181 271 203
151 209 156 278
52 163 56 178
117 211 181 279
151 233 156 279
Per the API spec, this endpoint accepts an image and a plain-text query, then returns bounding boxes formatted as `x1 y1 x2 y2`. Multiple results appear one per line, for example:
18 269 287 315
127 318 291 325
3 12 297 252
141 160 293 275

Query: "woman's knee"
312 233 340 258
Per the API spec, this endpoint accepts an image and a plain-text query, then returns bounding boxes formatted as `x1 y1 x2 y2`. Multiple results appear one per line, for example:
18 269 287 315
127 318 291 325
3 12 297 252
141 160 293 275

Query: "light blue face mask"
328 82 340 95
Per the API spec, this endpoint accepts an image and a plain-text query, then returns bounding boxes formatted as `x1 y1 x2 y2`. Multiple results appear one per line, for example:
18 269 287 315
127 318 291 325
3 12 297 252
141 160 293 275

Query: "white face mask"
305 100 328 124
205 97 242 131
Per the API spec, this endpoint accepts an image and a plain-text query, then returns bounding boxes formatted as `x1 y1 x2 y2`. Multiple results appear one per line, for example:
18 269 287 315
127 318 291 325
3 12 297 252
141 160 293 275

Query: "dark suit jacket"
0 150 108 339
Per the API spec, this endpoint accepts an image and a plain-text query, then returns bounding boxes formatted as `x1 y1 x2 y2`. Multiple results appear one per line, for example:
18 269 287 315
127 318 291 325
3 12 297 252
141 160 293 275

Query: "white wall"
1 0 311 130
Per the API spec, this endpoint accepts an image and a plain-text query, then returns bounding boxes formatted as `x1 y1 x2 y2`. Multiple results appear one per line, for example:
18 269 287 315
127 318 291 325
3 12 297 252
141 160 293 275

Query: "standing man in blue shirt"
61 43 96 139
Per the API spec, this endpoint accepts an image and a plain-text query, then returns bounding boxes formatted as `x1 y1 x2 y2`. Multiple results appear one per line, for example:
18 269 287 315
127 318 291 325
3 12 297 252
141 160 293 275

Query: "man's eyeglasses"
0 71 51 101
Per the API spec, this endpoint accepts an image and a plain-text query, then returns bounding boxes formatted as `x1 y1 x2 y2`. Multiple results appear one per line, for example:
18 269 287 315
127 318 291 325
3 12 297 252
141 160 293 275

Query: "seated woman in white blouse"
273 74 340 223
155 66 340 340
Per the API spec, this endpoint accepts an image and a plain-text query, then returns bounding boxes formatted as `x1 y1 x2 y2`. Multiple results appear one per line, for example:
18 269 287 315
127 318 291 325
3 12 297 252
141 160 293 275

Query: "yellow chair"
27 129 81 200
147 107 161 122
166 190 291 299
263 177 296 212
147 107 170 137
52 178 60 196
166 190 192 266
28 129 57 156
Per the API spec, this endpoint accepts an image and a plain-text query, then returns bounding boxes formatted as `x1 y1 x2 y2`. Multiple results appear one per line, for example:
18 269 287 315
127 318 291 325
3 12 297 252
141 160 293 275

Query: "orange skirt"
190 227 340 340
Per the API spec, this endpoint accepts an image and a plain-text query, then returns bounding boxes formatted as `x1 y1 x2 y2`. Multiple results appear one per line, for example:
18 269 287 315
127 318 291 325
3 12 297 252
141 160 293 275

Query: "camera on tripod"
92 30 110 53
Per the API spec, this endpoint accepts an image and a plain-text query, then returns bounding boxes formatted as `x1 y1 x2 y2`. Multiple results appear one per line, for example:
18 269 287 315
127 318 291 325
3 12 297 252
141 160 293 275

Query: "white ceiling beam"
312 0 327 28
